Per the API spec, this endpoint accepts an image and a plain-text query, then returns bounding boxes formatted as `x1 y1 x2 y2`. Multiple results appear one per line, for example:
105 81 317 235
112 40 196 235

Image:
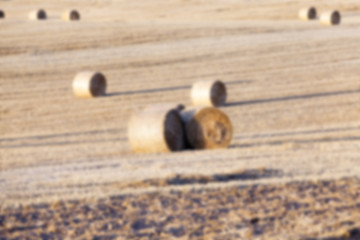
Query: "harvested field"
1 178 360 240
1 0 360 239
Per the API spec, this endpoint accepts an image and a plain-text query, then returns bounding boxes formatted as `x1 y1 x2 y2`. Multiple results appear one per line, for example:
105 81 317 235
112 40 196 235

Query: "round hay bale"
191 80 227 107
180 107 233 149
298 7 317 20
72 71 107 98
128 104 185 153
0 10 5 19
320 10 341 25
28 9 47 20
62 10 80 21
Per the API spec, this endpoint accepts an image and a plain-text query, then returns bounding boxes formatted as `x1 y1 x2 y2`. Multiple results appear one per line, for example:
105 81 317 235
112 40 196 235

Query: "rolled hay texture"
191 80 227 107
298 7 317 20
180 107 233 150
128 104 185 153
0 10 5 19
72 71 107 98
62 10 80 21
28 9 47 20
320 11 341 25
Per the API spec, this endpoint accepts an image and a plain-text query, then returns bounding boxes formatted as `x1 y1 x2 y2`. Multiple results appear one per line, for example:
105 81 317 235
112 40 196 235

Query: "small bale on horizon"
72 71 107 98
191 80 227 107
298 7 317 21
128 104 185 154
180 107 233 150
62 10 80 21
28 9 47 20
320 10 341 26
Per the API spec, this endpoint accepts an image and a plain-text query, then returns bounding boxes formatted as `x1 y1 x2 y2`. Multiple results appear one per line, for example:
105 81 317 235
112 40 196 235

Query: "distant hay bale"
320 11 341 25
180 107 233 149
0 10 5 19
128 104 185 153
72 71 107 98
298 7 317 21
28 9 47 20
62 10 80 21
191 80 227 107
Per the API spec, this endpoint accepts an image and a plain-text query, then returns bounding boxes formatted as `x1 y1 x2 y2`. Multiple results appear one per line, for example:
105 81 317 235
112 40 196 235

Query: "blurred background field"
1 0 360 239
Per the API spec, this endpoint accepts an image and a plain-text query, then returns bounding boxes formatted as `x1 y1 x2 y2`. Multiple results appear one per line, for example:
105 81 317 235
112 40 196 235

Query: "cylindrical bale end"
128 104 185 153
191 80 227 107
320 11 341 25
72 71 107 98
298 7 317 20
62 10 80 21
0 10 5 19
180 107 233 150
28 9 47 20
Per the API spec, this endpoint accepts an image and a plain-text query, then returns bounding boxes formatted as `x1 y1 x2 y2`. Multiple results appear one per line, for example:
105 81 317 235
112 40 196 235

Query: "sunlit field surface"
1 0 360 239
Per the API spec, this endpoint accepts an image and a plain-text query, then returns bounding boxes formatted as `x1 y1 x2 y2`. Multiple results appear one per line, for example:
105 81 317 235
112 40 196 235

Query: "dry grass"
1 0 360 238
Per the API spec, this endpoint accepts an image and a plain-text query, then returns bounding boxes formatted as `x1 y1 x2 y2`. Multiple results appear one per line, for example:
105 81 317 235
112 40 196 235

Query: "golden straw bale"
320 10 341 26
28 9 47 20
72 71 107 98
180 107 232 149
62 10 80 21
191 80 227 107
128 104 185 153
298 7 317 21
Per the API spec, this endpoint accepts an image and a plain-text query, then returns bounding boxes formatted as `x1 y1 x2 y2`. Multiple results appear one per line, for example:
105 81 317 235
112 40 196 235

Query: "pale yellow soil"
1 0 360 239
